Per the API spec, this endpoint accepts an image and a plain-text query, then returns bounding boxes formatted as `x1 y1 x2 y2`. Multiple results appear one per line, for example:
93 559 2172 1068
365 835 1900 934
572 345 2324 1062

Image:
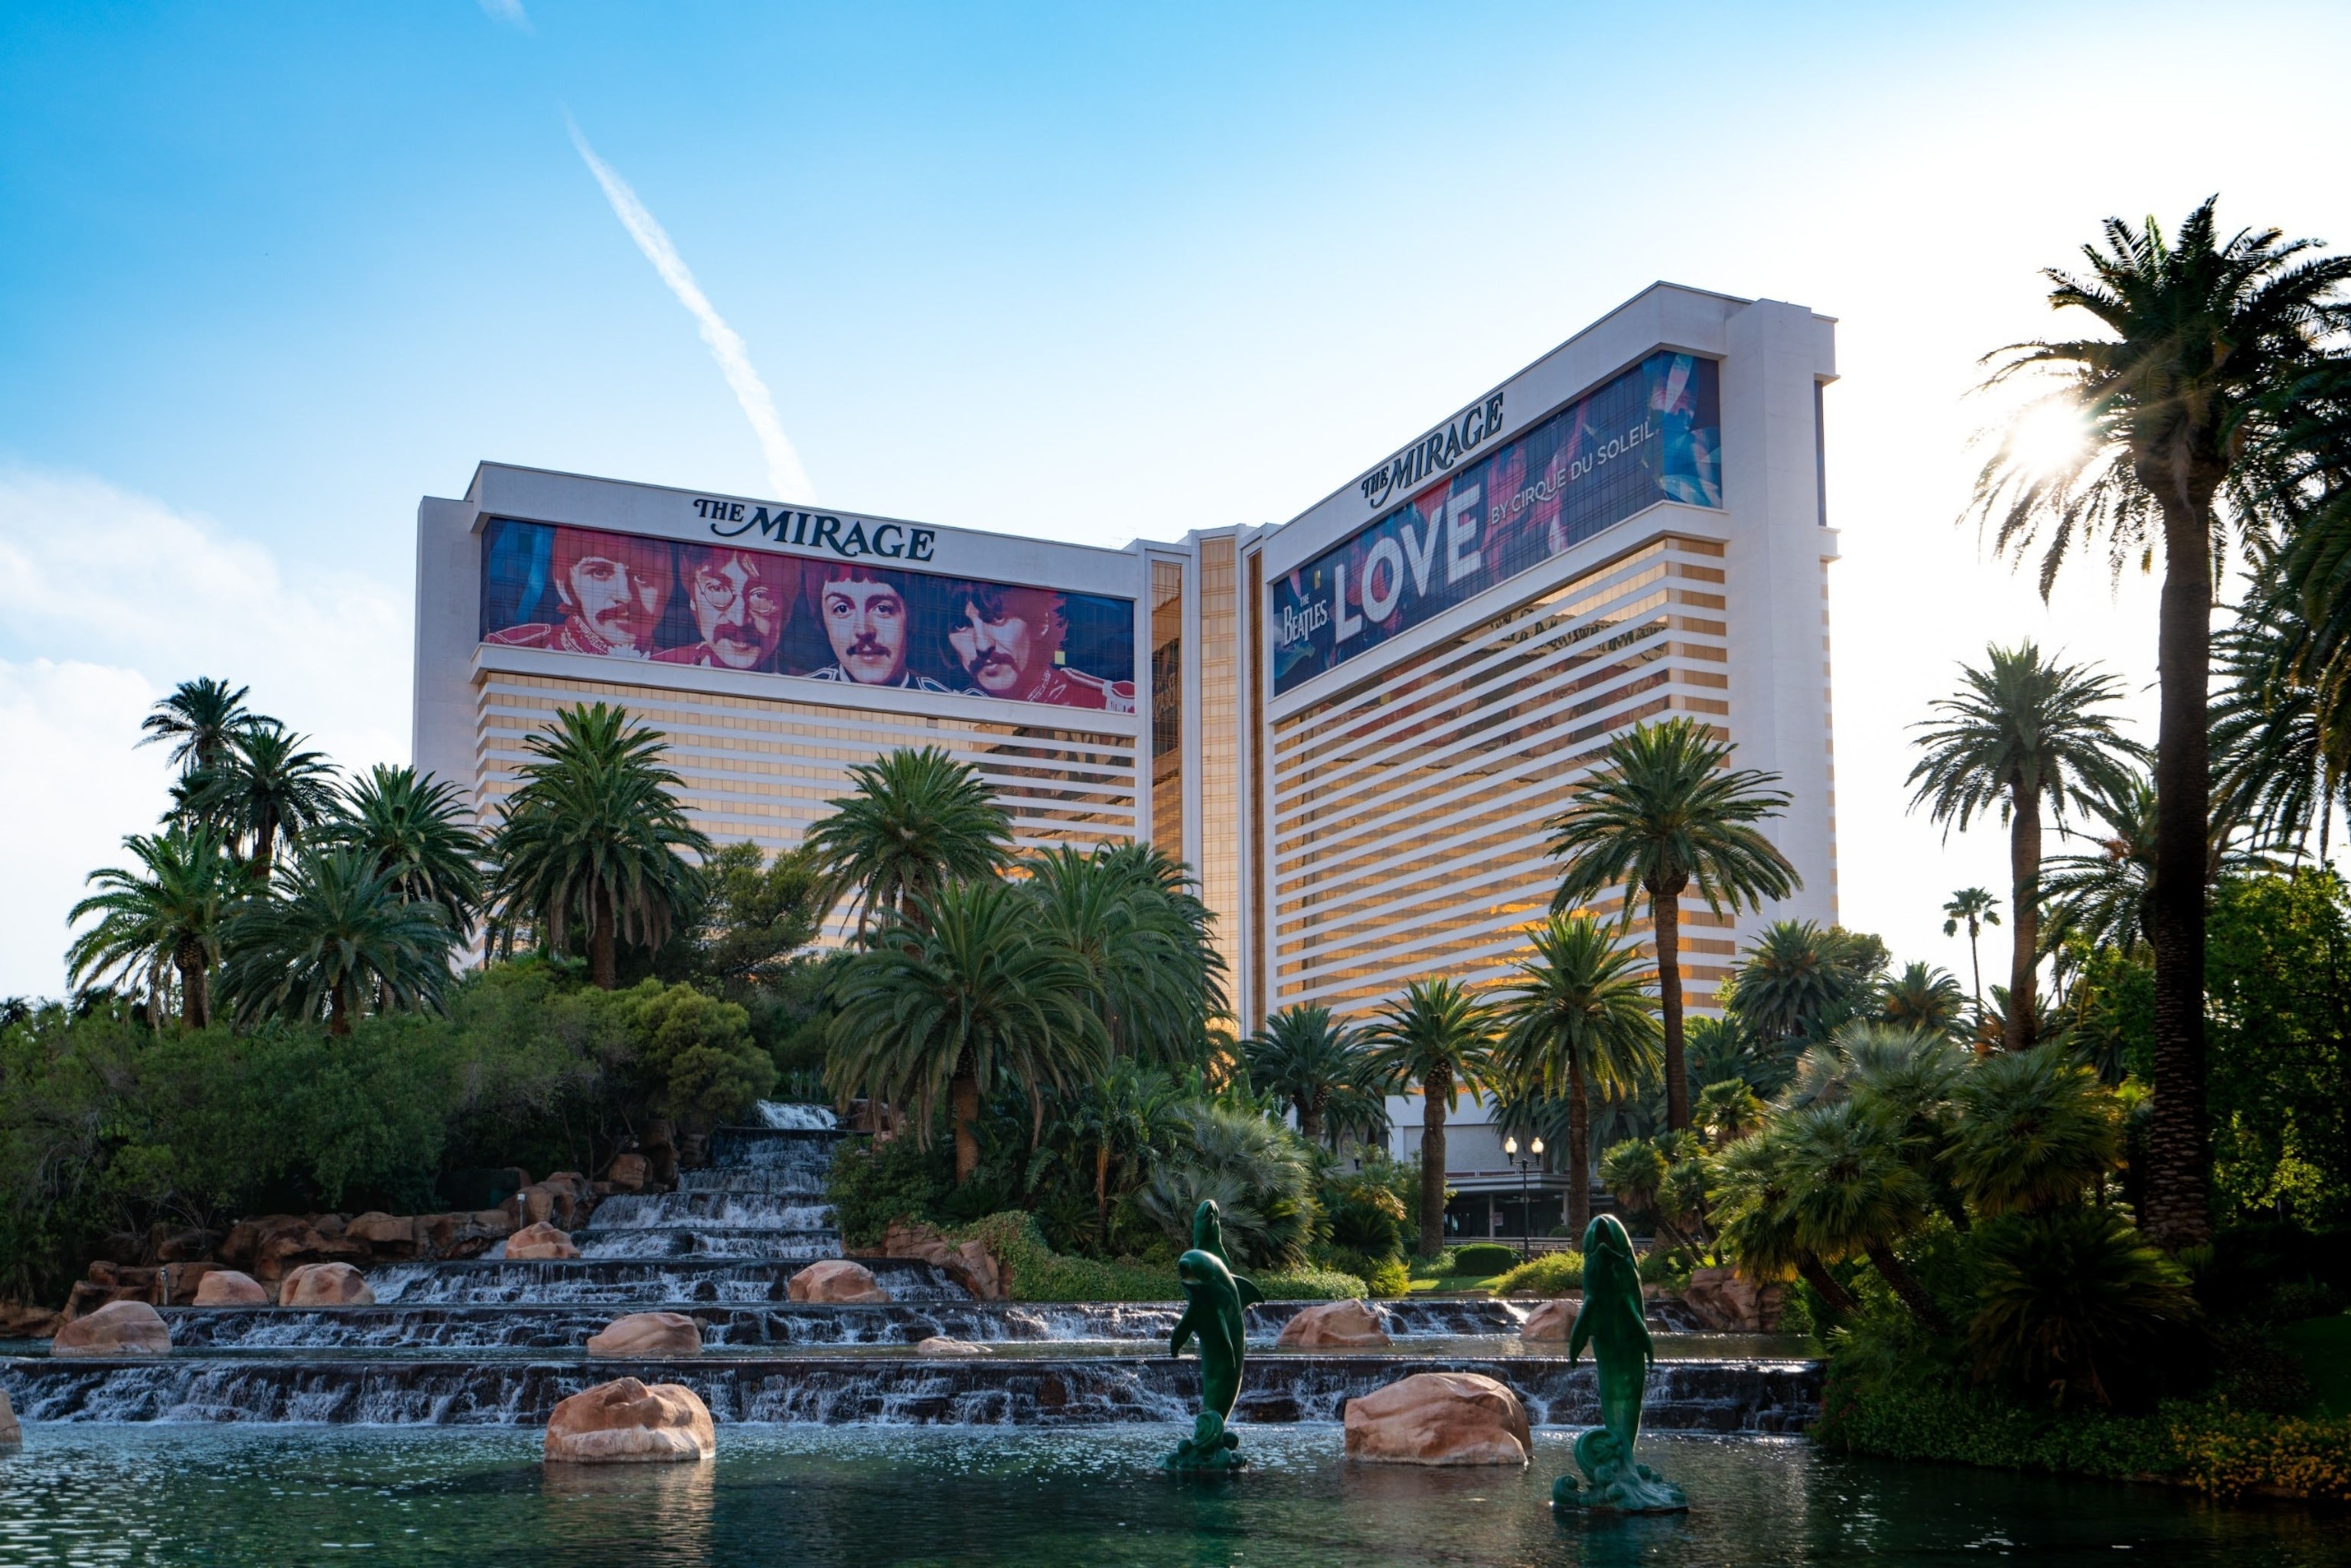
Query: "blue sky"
5 1 2349 994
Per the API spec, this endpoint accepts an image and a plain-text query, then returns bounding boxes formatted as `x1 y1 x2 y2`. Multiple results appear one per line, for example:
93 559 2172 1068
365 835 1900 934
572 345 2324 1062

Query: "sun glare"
2007 400 2089 478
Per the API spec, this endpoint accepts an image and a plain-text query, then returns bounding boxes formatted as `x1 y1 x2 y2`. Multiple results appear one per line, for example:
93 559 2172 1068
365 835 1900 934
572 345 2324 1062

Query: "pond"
0 1424 2342 1566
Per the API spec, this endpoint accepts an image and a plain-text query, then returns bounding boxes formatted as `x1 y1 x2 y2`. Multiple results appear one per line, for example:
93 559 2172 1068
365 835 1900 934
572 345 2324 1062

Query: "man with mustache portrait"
945 582 1134 712
807 564 948 690
654 546 795 671
484 526 672 660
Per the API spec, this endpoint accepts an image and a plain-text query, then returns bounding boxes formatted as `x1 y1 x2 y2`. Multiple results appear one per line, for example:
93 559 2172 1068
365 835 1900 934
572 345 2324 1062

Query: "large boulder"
505 1222 581 1261
587 1312 703 1358
544 1377 714 1464
915 1336 987 1356
1520 1297 1580 1341
1343 1372 1532 1466
1683 1266 1786 1332
345 1213 419 1253
280 1262 376 1307
0 1387 18 1447
882 1220 1006 1300
787 1260 889 1304
51 1299 171 1356
605 1152 650 1193
1277 1300 1392 1348
194 1270 272 1307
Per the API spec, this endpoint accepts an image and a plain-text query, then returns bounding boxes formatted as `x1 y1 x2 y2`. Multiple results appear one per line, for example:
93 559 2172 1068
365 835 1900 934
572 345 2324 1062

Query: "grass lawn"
2279 1314 2351 1416
1405 1273 1508 1295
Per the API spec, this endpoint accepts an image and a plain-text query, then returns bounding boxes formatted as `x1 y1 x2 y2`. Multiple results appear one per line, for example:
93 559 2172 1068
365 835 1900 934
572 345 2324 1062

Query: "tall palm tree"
1940 887 2000 1013
184 722 341 875
1363 978 1499 1258
2039 774 2266 958
1022 843 1224 1064
824 877 1106 1182
490 703 711 989
1547 717 1800 1133
1908 644 2141 1055
324 764 488 940
65 823 240 1028
1969 198 2351 1247
804 746 1012 937
137 677 258 777
1241 1004 1367 1146
217 846 457 1035
1494 915 1661 1238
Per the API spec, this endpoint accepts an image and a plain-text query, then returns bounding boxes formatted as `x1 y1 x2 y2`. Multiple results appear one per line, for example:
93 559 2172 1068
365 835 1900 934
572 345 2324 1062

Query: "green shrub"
1490 1250 1584 1296
826 1135 953 1249
951 1211 1365 1302
1453 1242 1519 1276
1967 1208 2199 1409
1360 1256 1412 1299
1322 1169 1408 1257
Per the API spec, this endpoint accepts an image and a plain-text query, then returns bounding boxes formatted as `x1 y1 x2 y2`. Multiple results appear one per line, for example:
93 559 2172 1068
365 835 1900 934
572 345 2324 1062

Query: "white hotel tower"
414 282 1841 1237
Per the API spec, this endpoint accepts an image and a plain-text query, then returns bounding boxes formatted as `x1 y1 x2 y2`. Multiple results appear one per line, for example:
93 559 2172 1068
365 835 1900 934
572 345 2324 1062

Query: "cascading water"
0 1101 1824 1429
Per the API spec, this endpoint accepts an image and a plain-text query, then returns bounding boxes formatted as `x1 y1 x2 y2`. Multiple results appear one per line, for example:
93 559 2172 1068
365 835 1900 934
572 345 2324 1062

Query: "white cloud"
0 468 408 999
478 0 531 31
566 117 816 504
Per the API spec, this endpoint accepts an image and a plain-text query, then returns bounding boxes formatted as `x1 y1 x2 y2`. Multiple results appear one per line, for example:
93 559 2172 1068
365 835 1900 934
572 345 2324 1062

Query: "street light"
1502 1134 1546 1261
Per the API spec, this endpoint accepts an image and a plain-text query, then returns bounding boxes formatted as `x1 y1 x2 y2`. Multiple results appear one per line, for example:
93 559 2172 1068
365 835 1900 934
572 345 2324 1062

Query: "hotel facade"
414 282 1842 1235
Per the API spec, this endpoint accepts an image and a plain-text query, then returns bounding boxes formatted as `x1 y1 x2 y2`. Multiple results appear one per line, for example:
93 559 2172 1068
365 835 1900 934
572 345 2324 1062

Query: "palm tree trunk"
2005 780 2041 1052
589 884 618 991
1652 884 1690 1131
175 941 208 1029
328 981 351 1038
2144 497 2213 1251
1864 1240 1952 1335
1418 1064 1450 1257
1301 1091 1324 1147
952 1068 981 1185
1967 924 1983 1014
1796 1252 1858 1318
1566 1053 1591 1240
253 816 277 878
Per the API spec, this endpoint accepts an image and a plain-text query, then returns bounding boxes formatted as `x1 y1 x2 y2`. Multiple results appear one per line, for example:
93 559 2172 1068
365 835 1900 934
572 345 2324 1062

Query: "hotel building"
414 282 1841 1237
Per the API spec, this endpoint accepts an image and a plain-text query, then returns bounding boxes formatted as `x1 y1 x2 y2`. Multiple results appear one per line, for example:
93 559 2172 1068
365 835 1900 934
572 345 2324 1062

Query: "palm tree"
1940 888 2000 1013
1908 644 2141 1055
824 877 1107 1183
1362 978 1499 1258
1242 1004 1367 1145
1060 1061 1186 1248
1727 921 1886 1048
1877 962 1968 1039
804 746 1012 937
1778 1100 1954 1335
2039 774 2267 958
490 703 711 989
1948 1045 2123 1217
1710 1126 1859 1317
2209 577 2351 860
65 824 240 1028
217 846 457 1035
185 722 341 875
138 677 259 776
1547 717 1800 1133
324 764 487 940
1494 915 1661 1238
1970 198 2351 1248
1023 843 1224 1064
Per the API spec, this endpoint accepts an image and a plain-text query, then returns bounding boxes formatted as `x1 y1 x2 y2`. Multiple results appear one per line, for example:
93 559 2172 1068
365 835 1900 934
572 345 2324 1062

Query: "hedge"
952 1213 1369 1304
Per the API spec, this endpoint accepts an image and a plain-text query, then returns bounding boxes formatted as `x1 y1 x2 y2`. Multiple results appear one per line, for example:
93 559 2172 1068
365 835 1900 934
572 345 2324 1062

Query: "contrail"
566 118 814 502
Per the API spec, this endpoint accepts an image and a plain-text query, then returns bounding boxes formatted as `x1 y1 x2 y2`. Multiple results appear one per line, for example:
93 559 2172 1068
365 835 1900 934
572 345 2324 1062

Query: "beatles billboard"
478 519 1136 713
1268 351 1722 696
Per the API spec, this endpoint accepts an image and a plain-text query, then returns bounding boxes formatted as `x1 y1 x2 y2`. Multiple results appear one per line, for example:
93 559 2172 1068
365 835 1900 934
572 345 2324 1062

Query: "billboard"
1269 351 1720 696
478 520 1136 712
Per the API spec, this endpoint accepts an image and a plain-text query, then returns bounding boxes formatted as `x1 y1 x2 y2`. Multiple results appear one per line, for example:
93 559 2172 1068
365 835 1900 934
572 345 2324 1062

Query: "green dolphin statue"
1164 1200 1259 1472
1555 1212 1687 1513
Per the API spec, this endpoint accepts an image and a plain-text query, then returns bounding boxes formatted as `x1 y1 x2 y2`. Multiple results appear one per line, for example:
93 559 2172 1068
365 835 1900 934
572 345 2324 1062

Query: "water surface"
0 1425 2340 1566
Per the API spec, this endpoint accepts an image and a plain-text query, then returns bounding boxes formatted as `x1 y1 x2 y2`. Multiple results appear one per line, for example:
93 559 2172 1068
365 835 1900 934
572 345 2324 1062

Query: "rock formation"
1342 1371 1532 1465
787 1260 889 1303
50 1299 171 1356
279 1262 376 1307
1520 1297 1580 1341
543 1377 715 1463
1682 1266 1785 1332
0 1388 18 1447
915 1336 986 1355
880 1219 1006 1300
193 1270 271 1306
1275 1300 1392 1348
586 1312 703 1358
504 1222 582 1261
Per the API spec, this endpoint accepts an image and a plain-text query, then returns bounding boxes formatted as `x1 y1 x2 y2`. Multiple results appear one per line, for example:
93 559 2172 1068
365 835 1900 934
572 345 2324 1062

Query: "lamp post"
1502 1134 1545 1261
